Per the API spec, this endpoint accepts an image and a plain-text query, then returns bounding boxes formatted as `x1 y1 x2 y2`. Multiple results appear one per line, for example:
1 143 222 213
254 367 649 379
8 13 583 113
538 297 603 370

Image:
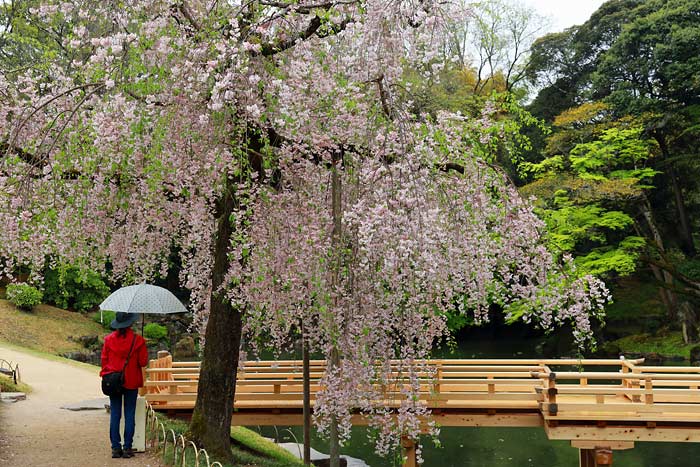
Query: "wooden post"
548 372 558 415
579 449 595 467
595 448 613 466
578 448 613 467
629 365 641 402
401 437 417 467
644 377 653 404
434 364 442 394
573 441 632 467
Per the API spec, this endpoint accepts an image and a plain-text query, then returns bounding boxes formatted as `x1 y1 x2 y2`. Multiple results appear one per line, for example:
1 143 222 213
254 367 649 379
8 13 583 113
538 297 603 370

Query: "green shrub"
144 322 168 341
6 283 43 311
44 266 110 312
93 310 117 329
679 259 700 281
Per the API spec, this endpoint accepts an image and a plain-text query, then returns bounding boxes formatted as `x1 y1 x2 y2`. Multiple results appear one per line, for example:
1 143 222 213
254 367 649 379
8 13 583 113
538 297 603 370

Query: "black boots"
122 448 135 458
111 448 123 458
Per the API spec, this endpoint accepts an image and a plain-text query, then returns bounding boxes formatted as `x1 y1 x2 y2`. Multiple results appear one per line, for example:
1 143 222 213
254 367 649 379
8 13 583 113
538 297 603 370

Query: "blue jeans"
109 389 138 450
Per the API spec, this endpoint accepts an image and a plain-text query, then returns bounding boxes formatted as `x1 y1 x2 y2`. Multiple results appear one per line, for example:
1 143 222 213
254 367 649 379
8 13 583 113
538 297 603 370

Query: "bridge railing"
144 355 647 412
532 366 700 424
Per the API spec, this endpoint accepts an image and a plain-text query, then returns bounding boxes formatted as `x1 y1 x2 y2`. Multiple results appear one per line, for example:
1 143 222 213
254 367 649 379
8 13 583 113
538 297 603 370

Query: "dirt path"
0 343 164 467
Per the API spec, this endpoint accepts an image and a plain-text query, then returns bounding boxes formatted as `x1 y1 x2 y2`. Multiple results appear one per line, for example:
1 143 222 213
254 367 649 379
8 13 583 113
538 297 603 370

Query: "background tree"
526 0 643 120
525 0 700 342
593 0 700 257
445 0 548 95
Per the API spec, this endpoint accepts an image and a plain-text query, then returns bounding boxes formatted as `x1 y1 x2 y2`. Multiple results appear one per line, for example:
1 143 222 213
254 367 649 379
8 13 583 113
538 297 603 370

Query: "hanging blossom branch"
233 112 609 458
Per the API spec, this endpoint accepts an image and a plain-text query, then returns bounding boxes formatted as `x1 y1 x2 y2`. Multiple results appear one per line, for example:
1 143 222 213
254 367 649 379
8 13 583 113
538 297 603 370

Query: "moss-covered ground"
600 275 696 360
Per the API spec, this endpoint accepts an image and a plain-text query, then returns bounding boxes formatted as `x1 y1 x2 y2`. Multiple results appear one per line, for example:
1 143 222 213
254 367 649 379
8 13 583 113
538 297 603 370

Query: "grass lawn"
0 299 107 355
0 373 32 393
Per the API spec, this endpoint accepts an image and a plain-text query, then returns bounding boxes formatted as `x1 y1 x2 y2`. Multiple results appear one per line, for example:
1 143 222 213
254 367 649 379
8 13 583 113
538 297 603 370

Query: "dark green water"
250 336 700 466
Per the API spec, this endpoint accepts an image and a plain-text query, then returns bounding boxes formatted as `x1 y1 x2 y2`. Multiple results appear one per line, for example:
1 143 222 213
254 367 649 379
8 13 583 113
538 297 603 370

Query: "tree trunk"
329 348 341 467
653 132 696 256
640 198 679 319
329 151 343 467
303 327 311 465
648 262 675 320
667 165 695 256
189 176 241 461
680 301 700 344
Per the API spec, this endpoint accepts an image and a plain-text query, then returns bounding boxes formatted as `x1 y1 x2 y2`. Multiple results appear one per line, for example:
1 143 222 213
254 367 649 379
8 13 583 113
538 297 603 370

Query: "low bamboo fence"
146 402 224 467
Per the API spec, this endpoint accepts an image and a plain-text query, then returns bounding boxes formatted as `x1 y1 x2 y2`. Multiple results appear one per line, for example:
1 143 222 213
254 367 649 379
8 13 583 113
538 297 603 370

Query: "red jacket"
100 328 149 390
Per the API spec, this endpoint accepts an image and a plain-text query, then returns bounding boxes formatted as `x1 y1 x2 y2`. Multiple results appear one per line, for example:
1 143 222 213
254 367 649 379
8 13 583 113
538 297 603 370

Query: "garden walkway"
0 342 163 467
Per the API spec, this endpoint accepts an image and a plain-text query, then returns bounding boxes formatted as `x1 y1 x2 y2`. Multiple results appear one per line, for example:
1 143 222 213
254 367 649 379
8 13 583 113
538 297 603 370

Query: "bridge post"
401 437 417 467
573 441 633 467
578 448 613 467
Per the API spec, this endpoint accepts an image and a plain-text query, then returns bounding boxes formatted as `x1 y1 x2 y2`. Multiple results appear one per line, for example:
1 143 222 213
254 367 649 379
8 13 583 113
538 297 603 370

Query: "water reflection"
255 423 700 467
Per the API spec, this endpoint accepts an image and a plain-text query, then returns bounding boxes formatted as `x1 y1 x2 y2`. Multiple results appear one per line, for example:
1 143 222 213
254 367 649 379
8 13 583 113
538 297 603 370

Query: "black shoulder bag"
101 334 137 397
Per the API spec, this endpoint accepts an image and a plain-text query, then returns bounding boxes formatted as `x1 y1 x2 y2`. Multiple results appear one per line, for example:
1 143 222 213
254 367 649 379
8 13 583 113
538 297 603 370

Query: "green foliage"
528 0 700 264
44 266 110 312
573 242 645 277
521 125 653 278
6 283 43 311
542 201 634 248
143 323 168 341
0 0 59 70
569 128 658 184
678 259 700 282
443 310 473 333
526 0 644 122
93 310 116 330
519 155 564 179
595 0 700 114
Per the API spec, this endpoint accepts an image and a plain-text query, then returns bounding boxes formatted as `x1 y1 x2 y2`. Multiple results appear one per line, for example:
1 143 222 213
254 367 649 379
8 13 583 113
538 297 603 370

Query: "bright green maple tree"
521 126 655 277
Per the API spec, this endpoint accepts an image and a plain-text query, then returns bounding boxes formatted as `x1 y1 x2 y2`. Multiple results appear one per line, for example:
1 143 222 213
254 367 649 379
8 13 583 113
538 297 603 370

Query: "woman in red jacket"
100 312 149 459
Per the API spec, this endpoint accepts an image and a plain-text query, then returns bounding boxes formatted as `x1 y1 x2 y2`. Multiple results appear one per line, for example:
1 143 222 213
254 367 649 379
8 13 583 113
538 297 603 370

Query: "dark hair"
118 327 128 336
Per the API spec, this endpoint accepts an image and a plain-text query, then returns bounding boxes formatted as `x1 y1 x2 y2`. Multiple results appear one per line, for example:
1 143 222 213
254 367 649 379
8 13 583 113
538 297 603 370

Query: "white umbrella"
99 284 188 329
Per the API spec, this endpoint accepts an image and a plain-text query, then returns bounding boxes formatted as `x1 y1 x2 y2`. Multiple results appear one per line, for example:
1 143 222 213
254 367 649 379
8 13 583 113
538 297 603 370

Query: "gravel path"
0 343 164 467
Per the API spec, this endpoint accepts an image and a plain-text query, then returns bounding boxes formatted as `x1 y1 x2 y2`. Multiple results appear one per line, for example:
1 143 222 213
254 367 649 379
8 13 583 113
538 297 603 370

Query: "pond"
249 334 700 466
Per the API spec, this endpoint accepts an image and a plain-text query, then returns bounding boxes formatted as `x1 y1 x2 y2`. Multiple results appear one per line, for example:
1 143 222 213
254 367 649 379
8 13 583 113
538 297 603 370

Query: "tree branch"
253 15 323 57
641 255 700 292
178 1 201 31
125 89 167 107
258 0 358 14
0 140 41 166
371 74 394 120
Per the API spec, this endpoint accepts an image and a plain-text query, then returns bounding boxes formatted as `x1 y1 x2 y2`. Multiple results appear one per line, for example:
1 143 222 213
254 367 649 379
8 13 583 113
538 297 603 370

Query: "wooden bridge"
143 353 700 467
